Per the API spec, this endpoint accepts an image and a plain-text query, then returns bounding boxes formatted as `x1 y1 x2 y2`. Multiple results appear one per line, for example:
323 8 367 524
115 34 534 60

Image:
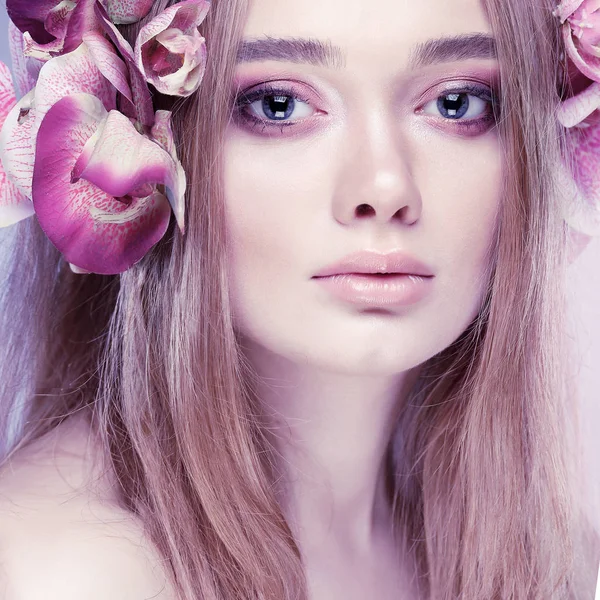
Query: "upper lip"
313 249 435 278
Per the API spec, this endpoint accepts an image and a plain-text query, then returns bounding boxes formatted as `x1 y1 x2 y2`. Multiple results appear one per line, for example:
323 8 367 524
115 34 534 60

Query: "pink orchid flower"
556 0 600 58
6 0 75 59
134 0 210 97
555 0 600 82
6 0 99 61
554 0 600 125
0 19 187 273
6 0 155 61
552 1 600 239
32 93 182 274
0 39 117 210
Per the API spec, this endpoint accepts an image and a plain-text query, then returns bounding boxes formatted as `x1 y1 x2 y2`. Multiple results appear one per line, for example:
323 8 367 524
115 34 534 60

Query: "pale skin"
0 0 502 598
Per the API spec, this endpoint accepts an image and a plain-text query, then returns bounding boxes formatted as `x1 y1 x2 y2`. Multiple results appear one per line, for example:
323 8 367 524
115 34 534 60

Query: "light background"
0 4 598 516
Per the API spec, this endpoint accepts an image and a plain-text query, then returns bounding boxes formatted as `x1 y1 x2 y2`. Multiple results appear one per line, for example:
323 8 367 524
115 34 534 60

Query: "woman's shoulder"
0 413 176 599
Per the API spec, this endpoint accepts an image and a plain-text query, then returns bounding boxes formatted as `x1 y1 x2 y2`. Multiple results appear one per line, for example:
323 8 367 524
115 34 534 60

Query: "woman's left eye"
420 85 497 126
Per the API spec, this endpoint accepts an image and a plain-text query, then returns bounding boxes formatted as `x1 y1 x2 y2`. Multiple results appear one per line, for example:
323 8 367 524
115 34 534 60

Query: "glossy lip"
312 249 435 278
314 273 434 307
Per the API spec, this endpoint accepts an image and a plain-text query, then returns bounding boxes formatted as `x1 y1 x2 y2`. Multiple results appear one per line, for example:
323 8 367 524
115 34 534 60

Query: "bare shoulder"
0 413 177 600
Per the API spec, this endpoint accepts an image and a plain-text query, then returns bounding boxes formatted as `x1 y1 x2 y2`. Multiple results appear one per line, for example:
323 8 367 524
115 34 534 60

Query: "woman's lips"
313 272 434 307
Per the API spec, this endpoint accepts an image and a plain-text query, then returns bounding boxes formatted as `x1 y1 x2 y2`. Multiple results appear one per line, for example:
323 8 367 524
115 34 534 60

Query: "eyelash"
233 81 499 136
233 82 313 134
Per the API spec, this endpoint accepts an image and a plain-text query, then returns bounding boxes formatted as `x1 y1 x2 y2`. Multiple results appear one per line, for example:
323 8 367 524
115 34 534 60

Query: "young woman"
0 0 598 598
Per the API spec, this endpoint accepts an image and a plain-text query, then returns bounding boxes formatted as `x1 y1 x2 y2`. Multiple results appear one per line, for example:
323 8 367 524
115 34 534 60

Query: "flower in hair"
0 0 210 274
5 0 155 61
555 0 600 79
554 0 600 237
135 0 210 96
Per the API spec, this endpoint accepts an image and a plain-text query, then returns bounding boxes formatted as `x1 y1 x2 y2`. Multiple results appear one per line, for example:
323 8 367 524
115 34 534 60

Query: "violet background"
0 4 8 67
0 4 598 518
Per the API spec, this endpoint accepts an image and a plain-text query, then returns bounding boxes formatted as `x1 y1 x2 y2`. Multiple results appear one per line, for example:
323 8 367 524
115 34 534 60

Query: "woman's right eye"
234 83 318 133
246 94 314 121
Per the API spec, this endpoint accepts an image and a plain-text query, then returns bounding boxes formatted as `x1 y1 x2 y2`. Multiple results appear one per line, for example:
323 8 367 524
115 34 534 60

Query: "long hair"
0 0 598 598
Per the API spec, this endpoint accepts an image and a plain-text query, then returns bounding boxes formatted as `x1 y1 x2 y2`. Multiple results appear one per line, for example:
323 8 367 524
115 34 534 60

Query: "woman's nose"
331 112 423 227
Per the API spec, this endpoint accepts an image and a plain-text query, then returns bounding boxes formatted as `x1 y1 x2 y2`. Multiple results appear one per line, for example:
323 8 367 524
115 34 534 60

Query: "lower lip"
313 273 434 306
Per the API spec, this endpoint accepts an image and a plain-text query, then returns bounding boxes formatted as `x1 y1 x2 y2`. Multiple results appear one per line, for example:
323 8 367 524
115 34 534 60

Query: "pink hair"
0 0 598 598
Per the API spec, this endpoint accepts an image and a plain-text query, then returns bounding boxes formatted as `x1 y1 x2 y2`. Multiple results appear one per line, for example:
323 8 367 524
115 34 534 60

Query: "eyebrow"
236 33 497 71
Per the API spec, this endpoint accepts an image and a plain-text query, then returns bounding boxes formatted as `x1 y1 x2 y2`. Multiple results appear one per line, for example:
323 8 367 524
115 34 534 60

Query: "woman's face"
224 0 502 375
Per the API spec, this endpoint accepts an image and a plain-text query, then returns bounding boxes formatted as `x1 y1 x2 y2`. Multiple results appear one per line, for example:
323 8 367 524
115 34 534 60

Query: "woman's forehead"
240 0 494 57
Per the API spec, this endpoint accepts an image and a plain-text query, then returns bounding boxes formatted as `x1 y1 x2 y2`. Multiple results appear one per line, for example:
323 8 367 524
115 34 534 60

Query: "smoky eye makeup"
230 76 501 138
417 80 501 136
231 80 323 136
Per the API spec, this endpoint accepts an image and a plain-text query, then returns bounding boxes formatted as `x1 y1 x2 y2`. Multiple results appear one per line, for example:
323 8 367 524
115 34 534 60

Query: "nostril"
356 204 374 216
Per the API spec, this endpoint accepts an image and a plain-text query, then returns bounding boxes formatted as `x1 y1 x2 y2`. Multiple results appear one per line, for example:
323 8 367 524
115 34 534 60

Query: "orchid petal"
62 0 104 54
71 115 105 182
134 0 210 97
151 110 186 230
94 2 153 126
75 109 185 230
557 81 600 127
0 62 16 122
7 0 104 60
45 1 77 39
13 3 77 61
150 110 176 157
82 30 132 102
11 0 103 61
8 21 43 98
69 263 92 273
106 0 154 24
0 183 35 226
0 62 34 225
22 30 65 62
554 0 586 21
94 2 135 62
139 0 211 38
563 21 600 82
0 89 36 199
571 2 600 58
32 93 172 274
155 39 207 96
32 40 117 141
6 0 60 45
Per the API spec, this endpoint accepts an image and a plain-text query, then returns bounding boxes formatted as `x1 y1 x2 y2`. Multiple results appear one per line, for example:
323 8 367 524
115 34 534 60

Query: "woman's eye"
246 94 314 122
421 88 494 122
